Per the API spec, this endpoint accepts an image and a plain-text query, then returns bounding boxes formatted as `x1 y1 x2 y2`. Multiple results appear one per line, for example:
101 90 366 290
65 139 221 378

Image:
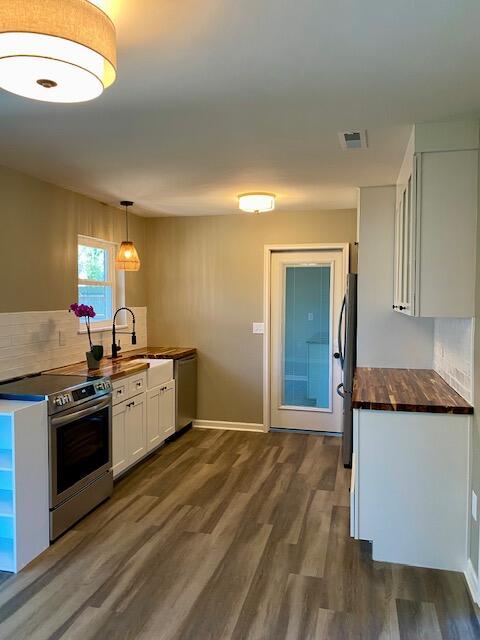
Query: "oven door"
50 395 112 508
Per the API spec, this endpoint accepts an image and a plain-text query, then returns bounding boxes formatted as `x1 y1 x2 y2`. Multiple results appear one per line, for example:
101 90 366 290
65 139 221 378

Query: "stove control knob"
63 394 70 405
54 397 63 406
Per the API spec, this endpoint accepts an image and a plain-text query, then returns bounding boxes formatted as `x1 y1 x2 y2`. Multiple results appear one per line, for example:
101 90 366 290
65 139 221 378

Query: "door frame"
263 243 350 432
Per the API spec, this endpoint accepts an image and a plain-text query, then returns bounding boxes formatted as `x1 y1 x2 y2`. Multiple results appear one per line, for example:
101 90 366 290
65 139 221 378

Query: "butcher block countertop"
45 358 149 381
352 367 473 415
121 347 197 360
46 347 196 381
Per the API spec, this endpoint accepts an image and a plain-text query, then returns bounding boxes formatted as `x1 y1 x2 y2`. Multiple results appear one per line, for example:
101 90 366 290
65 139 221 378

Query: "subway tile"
0 308 147 381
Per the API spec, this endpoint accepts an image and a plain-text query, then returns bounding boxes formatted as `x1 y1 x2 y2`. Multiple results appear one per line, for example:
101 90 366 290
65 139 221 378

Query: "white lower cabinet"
147 380 176 452
112 372 147 479
126 394 147 465
112 400 128 477
351 408 470 571
112 393 146 478
112 372 175 479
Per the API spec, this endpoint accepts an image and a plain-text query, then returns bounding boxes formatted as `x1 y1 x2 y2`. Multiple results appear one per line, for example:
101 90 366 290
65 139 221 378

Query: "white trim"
77 235 126 329
263 243 350 432
465 559 479 605
78 324 127 336
193 420 264 433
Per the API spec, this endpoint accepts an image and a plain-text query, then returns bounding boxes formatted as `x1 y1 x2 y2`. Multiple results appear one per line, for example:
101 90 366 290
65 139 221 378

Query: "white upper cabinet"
394 121 478 317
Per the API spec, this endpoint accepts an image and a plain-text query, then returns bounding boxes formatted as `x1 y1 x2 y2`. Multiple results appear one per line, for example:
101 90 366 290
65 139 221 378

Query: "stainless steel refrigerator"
335 273 357 468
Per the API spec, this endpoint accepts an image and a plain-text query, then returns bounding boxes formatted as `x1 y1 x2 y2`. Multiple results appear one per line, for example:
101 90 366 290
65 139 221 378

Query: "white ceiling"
1 0 480 217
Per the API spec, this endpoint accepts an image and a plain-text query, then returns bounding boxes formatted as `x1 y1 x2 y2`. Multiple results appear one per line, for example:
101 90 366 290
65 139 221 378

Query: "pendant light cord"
125 203 129 241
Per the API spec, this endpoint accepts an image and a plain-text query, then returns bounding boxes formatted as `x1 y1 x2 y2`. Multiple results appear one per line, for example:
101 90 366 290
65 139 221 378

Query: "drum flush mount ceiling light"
0 0 117 103
238 193 276 214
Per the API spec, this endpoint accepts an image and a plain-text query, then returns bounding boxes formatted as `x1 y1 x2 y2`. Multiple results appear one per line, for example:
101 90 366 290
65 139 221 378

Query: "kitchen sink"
130 358 173 389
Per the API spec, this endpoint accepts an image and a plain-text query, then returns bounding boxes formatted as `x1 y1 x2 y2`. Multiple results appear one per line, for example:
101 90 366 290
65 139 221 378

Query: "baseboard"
193 419 265 433
465 559 479 605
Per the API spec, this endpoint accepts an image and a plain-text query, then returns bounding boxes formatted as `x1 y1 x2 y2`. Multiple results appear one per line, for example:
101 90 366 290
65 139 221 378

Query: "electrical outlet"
308 312 314 321
58 330 66 347
252 323 264 335
472 490 478 522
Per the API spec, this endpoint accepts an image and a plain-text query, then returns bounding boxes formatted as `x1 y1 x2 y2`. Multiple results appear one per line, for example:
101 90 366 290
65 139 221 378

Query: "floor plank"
0 427 477 640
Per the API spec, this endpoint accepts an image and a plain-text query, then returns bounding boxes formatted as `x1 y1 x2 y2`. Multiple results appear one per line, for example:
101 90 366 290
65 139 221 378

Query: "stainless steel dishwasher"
174 355 197 432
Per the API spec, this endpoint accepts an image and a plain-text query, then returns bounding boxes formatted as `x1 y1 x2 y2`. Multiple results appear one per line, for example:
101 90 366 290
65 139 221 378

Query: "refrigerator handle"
336 294 346 367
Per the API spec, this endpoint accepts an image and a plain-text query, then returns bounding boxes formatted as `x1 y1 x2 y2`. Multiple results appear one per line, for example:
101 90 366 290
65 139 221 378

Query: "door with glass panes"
270 250 345 432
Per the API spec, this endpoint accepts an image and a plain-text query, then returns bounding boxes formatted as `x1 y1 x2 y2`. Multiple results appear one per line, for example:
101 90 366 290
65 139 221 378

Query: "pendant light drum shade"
0 0 117 103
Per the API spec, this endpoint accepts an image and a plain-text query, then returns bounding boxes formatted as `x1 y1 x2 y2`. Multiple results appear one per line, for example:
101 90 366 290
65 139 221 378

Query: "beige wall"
146 210 357 424
0 164 148 313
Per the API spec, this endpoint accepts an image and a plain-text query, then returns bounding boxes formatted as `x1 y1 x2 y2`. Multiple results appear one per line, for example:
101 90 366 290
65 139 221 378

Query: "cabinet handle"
136 381 142 388
392 305 398 310
399 305 406 311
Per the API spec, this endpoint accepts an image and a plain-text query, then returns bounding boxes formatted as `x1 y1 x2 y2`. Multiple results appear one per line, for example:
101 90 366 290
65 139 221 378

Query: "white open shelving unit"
0 400 49 573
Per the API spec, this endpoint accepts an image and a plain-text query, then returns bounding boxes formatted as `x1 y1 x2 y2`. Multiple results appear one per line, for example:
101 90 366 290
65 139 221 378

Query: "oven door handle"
50 396 111 427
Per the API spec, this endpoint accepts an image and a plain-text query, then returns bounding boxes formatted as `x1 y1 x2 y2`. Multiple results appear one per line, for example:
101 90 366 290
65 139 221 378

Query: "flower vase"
86 345 104 370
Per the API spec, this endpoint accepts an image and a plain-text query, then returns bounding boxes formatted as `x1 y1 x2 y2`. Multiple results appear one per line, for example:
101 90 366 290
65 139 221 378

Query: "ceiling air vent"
338 130 368 150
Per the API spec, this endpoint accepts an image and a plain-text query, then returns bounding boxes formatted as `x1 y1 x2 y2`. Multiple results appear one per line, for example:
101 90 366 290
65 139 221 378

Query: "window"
77 236 123 329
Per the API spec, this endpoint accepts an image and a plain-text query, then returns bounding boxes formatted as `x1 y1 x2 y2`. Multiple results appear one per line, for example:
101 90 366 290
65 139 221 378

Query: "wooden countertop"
352 367 473 414
45 346 197 381
45 358 149 381
123 347 197 360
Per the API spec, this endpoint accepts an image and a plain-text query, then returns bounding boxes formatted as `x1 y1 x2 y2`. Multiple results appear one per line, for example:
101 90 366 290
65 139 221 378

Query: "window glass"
77 237 117 325
78 245 108 281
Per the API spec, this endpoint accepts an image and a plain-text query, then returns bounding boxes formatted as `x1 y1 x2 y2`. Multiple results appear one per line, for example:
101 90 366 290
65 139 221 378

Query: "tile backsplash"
433 318 474 403
0 307 147 382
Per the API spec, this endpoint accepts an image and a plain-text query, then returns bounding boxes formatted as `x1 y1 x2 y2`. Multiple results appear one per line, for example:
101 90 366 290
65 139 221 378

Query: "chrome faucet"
111 307 137 359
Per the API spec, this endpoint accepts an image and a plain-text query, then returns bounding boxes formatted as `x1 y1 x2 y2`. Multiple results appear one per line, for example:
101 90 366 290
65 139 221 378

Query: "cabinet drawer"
128 372 147 399
112 381 128 406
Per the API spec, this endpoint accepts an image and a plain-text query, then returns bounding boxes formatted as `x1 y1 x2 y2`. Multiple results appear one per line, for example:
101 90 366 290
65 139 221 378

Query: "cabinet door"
394 166 417 316
394 199 403 308
126 393 147 465
112 401 128 478
147 387 165 452
160 380 176 439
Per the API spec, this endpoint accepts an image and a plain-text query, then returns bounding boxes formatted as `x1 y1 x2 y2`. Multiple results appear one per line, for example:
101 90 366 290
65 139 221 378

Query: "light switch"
472 491 478 522
308 312 314 321
253 323 265 335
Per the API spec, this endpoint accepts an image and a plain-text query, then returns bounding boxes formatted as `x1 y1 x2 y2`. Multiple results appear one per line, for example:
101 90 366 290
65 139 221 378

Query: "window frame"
77 235 125 332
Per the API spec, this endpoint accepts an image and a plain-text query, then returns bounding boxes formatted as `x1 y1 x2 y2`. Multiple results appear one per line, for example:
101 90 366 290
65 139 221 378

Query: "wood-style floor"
0 428 478 640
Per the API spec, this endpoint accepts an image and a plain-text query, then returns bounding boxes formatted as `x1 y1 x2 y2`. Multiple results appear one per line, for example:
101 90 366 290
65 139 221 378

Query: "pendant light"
116 201 141 272
0 0 117 103
238 193 276 213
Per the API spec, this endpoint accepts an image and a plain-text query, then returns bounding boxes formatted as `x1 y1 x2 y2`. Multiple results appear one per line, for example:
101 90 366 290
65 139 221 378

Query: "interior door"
270 249 346 432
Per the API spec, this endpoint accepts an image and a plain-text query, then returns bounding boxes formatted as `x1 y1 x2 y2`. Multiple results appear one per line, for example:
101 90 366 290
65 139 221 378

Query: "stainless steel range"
0 373 113 540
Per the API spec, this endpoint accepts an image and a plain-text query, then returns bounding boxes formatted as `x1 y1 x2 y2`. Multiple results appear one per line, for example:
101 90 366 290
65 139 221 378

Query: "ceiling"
1 0 480 217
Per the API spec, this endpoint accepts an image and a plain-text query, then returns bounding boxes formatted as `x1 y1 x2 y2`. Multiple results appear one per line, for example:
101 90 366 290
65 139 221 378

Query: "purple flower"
69 302 96 349
69 303 96 319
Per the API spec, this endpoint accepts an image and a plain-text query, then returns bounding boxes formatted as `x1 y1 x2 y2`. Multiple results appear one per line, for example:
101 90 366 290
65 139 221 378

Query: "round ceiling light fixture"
0 0 117 103
238 192 276 214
